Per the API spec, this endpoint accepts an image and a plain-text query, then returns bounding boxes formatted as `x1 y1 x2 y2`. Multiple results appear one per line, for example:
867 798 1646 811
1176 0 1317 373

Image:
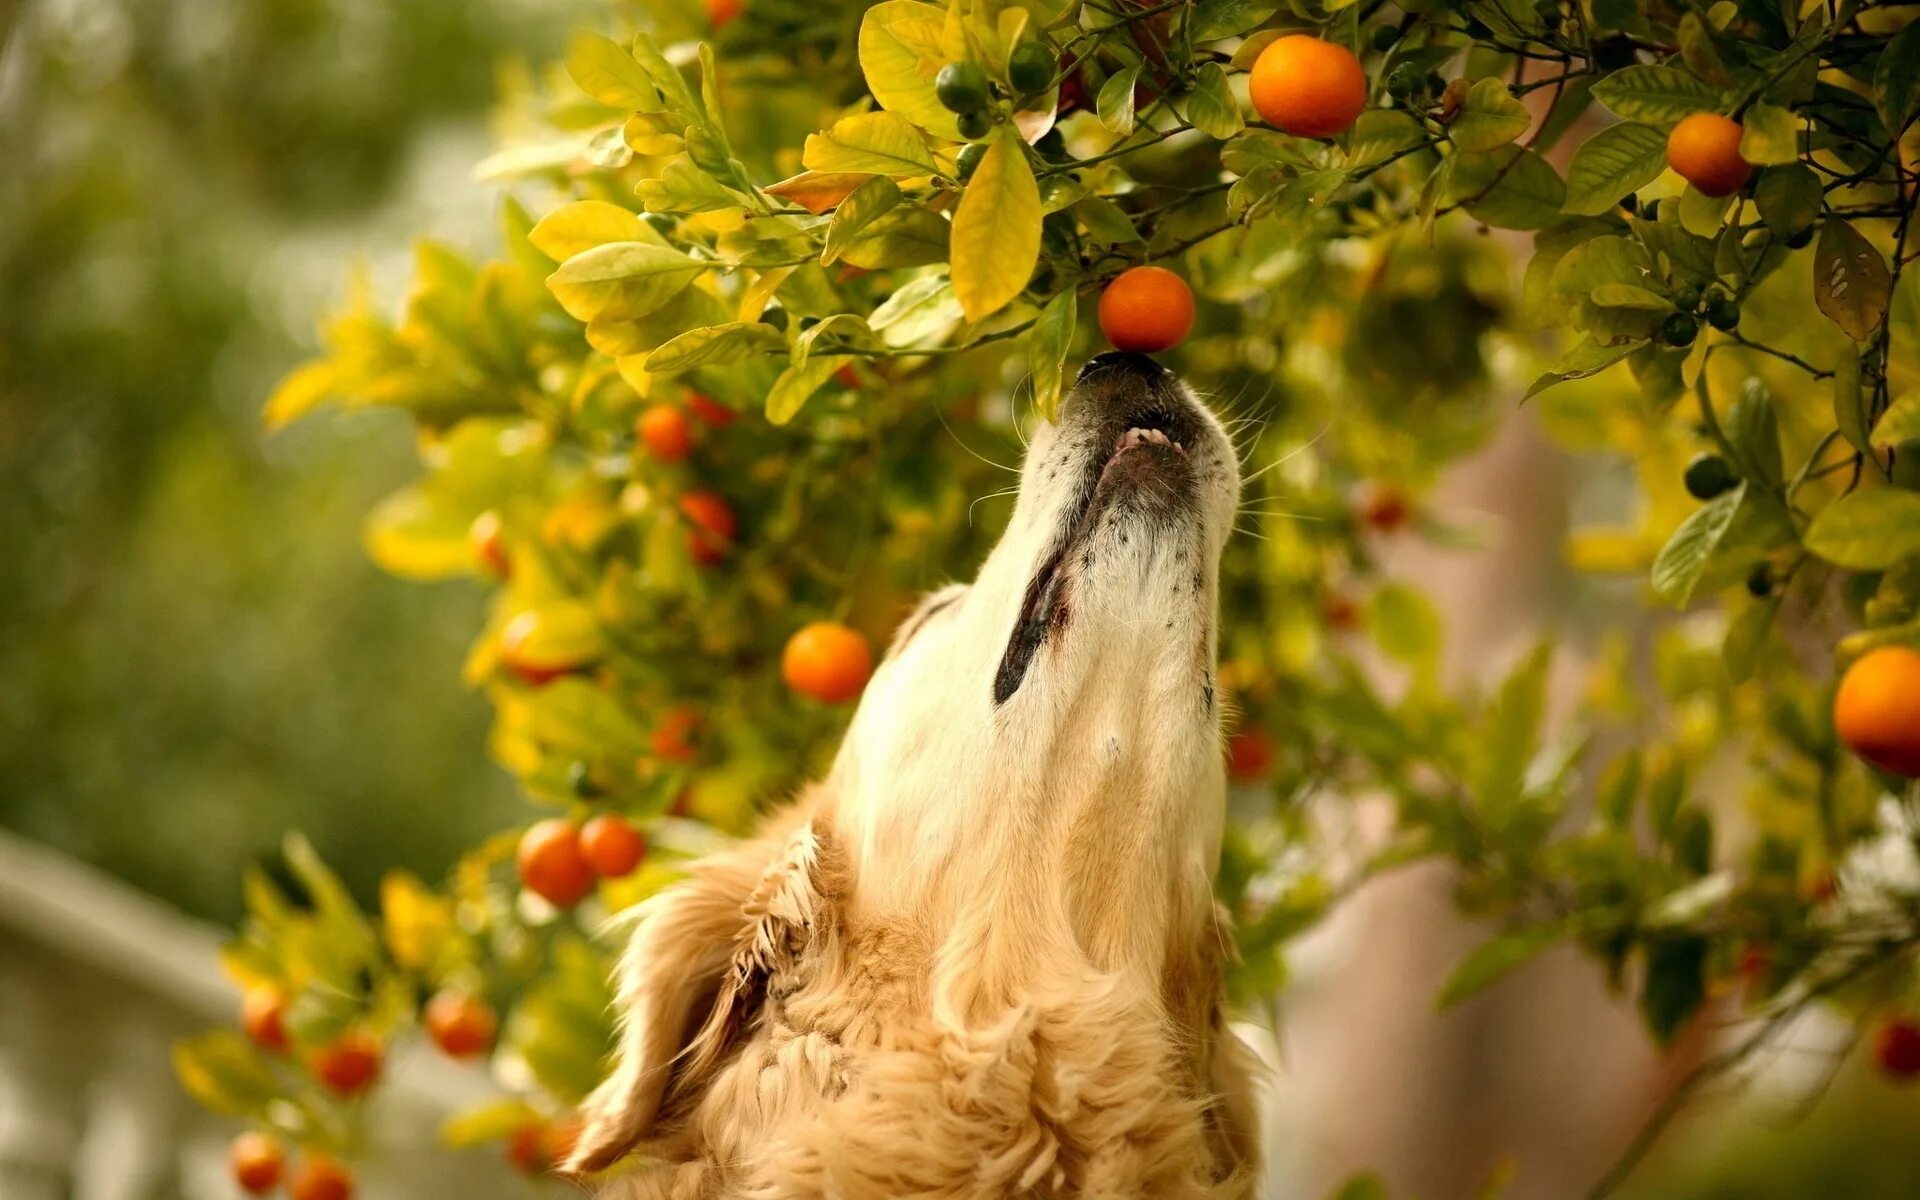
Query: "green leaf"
1804 489 1920 569
838 206 951 269
822 175 904 265
1072 196 1142 246
545 242 706 323
858 1 964 140
1589 283 1671 309
1726 379 1781 488
172 1031 282 1118
442 1099 542 1149
1834 349 1870 457
1344 110 1426 171
1474 643 1552 821
1181 63 1244 139
1098 64 1142 135
1754 164 1821 238
1724 591 1781 684
1591 65 1720 130
1327 1174 1390 1200
1874 18 1920 137
802 112 939 176
1814 217 1892 341
869 273 964 346
1028 290 1078 419
1641 936 1708 1045
1676 12 1729 87
565 32 659 109
1366 583 1442 667
644 322 786 372
1437 927 1561 1009
1738 103 1798 166
1562 122 1669 215
1872 392 1920 448
1450 78 1531 154
1651 485 1744 606
950 131 1041 322
1189 0 1279 42
1525 336 1640 398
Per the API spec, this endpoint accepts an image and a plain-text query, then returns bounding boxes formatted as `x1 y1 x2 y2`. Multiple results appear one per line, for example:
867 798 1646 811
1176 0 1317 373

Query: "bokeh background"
3 0 1917 1197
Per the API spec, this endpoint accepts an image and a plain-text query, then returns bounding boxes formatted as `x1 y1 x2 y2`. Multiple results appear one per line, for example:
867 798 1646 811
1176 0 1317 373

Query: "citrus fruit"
936 62 992 114
518 819 596 906
1249 35 1367 138
289 1155 355 1200
424 991 496 1059
1226 729 1276 781
1875 1017 1920 1079
580 814 646 878
649 706 700 763
1683 454 1738 500
1834 645 1920 777
241 984 290 1053
684 392 736 427
312 1030 382 1096
678 490 736 565
638 404 695 462
469 510 511 579
705 0 743 29
230 1132 284 1194
782 622 874 703
1008 42 1053 95
1667 113 1753 197
1097 266 1195 353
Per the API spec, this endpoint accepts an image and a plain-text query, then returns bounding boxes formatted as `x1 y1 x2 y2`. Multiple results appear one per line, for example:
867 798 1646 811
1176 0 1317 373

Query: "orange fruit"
1358 483 1412 534
506 1120 552 1174
782 622 874 704
1877 1018 1920 1079
469 510 511 579
835 363 862 389
650 706 700 763
518 819 596 907
1666 112 1754 198
685 392 736 428
1321 591 1359 632
580 814 647 878
1226 729 1276 781
311 1030 382 1096
1098 266 1195 353
638 404 696 463
1249 35 1367 138
678 490 737 565
1833 645 1920 777
241 985 290 1054
705 0 743 28
424 991 496 1059
229 1131 284 1194
288 1155 355 1200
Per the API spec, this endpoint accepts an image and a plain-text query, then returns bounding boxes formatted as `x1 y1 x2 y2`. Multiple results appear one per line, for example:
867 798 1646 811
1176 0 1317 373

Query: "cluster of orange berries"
517 813 648 907
228 1135 353 1200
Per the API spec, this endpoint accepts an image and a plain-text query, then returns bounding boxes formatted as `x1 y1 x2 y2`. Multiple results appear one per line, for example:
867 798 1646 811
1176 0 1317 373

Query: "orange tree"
174 0 1920 1194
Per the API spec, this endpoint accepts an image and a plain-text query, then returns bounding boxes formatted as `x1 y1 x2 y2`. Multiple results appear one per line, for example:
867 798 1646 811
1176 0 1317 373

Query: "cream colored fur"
568 359 1256 1198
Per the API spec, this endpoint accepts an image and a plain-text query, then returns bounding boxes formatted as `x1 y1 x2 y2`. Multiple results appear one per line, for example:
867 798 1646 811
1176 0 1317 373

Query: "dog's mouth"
992 358 1205 706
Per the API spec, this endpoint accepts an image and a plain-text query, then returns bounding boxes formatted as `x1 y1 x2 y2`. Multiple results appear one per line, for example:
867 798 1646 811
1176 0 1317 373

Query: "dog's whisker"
934 402 1020 474
1241 422 1330 485
968 486 1022 526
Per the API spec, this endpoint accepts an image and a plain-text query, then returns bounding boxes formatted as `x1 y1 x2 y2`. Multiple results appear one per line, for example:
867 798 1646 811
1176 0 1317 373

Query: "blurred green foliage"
0 0 588 919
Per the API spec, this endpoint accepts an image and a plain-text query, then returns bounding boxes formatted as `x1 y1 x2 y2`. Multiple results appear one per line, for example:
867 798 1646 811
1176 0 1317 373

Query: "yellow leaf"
529 201 660 262
381 871 456 972
545 242 705 322
802 112 939 177
364 484 473 580
950 130 1040 322
262 359 339 430
564 31 658 109
858 1 963 138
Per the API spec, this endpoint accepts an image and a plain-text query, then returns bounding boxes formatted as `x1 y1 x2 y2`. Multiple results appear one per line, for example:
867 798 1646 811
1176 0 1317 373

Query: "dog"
565 351 1257 1198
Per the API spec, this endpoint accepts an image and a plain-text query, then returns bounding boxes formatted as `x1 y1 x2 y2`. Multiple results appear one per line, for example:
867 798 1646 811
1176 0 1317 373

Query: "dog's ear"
565 810 838 1174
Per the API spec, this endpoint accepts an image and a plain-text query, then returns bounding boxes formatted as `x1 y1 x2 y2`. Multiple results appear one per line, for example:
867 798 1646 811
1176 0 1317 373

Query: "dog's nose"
1076 350 1169 383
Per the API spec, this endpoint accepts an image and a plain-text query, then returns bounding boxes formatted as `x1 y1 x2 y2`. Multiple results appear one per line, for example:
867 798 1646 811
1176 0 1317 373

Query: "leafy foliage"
178 0 1920 1191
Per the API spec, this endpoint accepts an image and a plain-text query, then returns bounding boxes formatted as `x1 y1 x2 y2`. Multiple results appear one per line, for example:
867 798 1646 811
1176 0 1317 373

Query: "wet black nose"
1076 350 1168 382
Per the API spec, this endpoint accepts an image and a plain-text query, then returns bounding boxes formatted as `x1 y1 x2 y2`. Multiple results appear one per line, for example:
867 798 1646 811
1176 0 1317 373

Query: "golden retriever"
566 351 1257 1198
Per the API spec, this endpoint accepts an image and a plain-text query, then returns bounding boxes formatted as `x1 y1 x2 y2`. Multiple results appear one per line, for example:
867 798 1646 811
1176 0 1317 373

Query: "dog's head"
567 353 1242 1173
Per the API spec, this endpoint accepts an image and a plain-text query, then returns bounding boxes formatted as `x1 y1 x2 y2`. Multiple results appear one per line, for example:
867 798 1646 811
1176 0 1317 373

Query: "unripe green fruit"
956 108 992 139
1369 23 1400 52
1705 296 1741 332
1662 311 1699 347
936 62 992 114
1684 453 1738 500
1675 284 1702 312
956 141 987 180
1746 565 1773 598
1007 42 1053 96
1386 64 1422 98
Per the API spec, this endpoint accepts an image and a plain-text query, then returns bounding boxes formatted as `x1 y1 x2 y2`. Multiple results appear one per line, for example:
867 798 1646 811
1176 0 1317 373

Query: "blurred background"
2 0 1917 1197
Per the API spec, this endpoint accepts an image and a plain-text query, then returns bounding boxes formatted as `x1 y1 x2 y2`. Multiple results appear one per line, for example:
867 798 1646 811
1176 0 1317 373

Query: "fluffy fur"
568 354 1256 1198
